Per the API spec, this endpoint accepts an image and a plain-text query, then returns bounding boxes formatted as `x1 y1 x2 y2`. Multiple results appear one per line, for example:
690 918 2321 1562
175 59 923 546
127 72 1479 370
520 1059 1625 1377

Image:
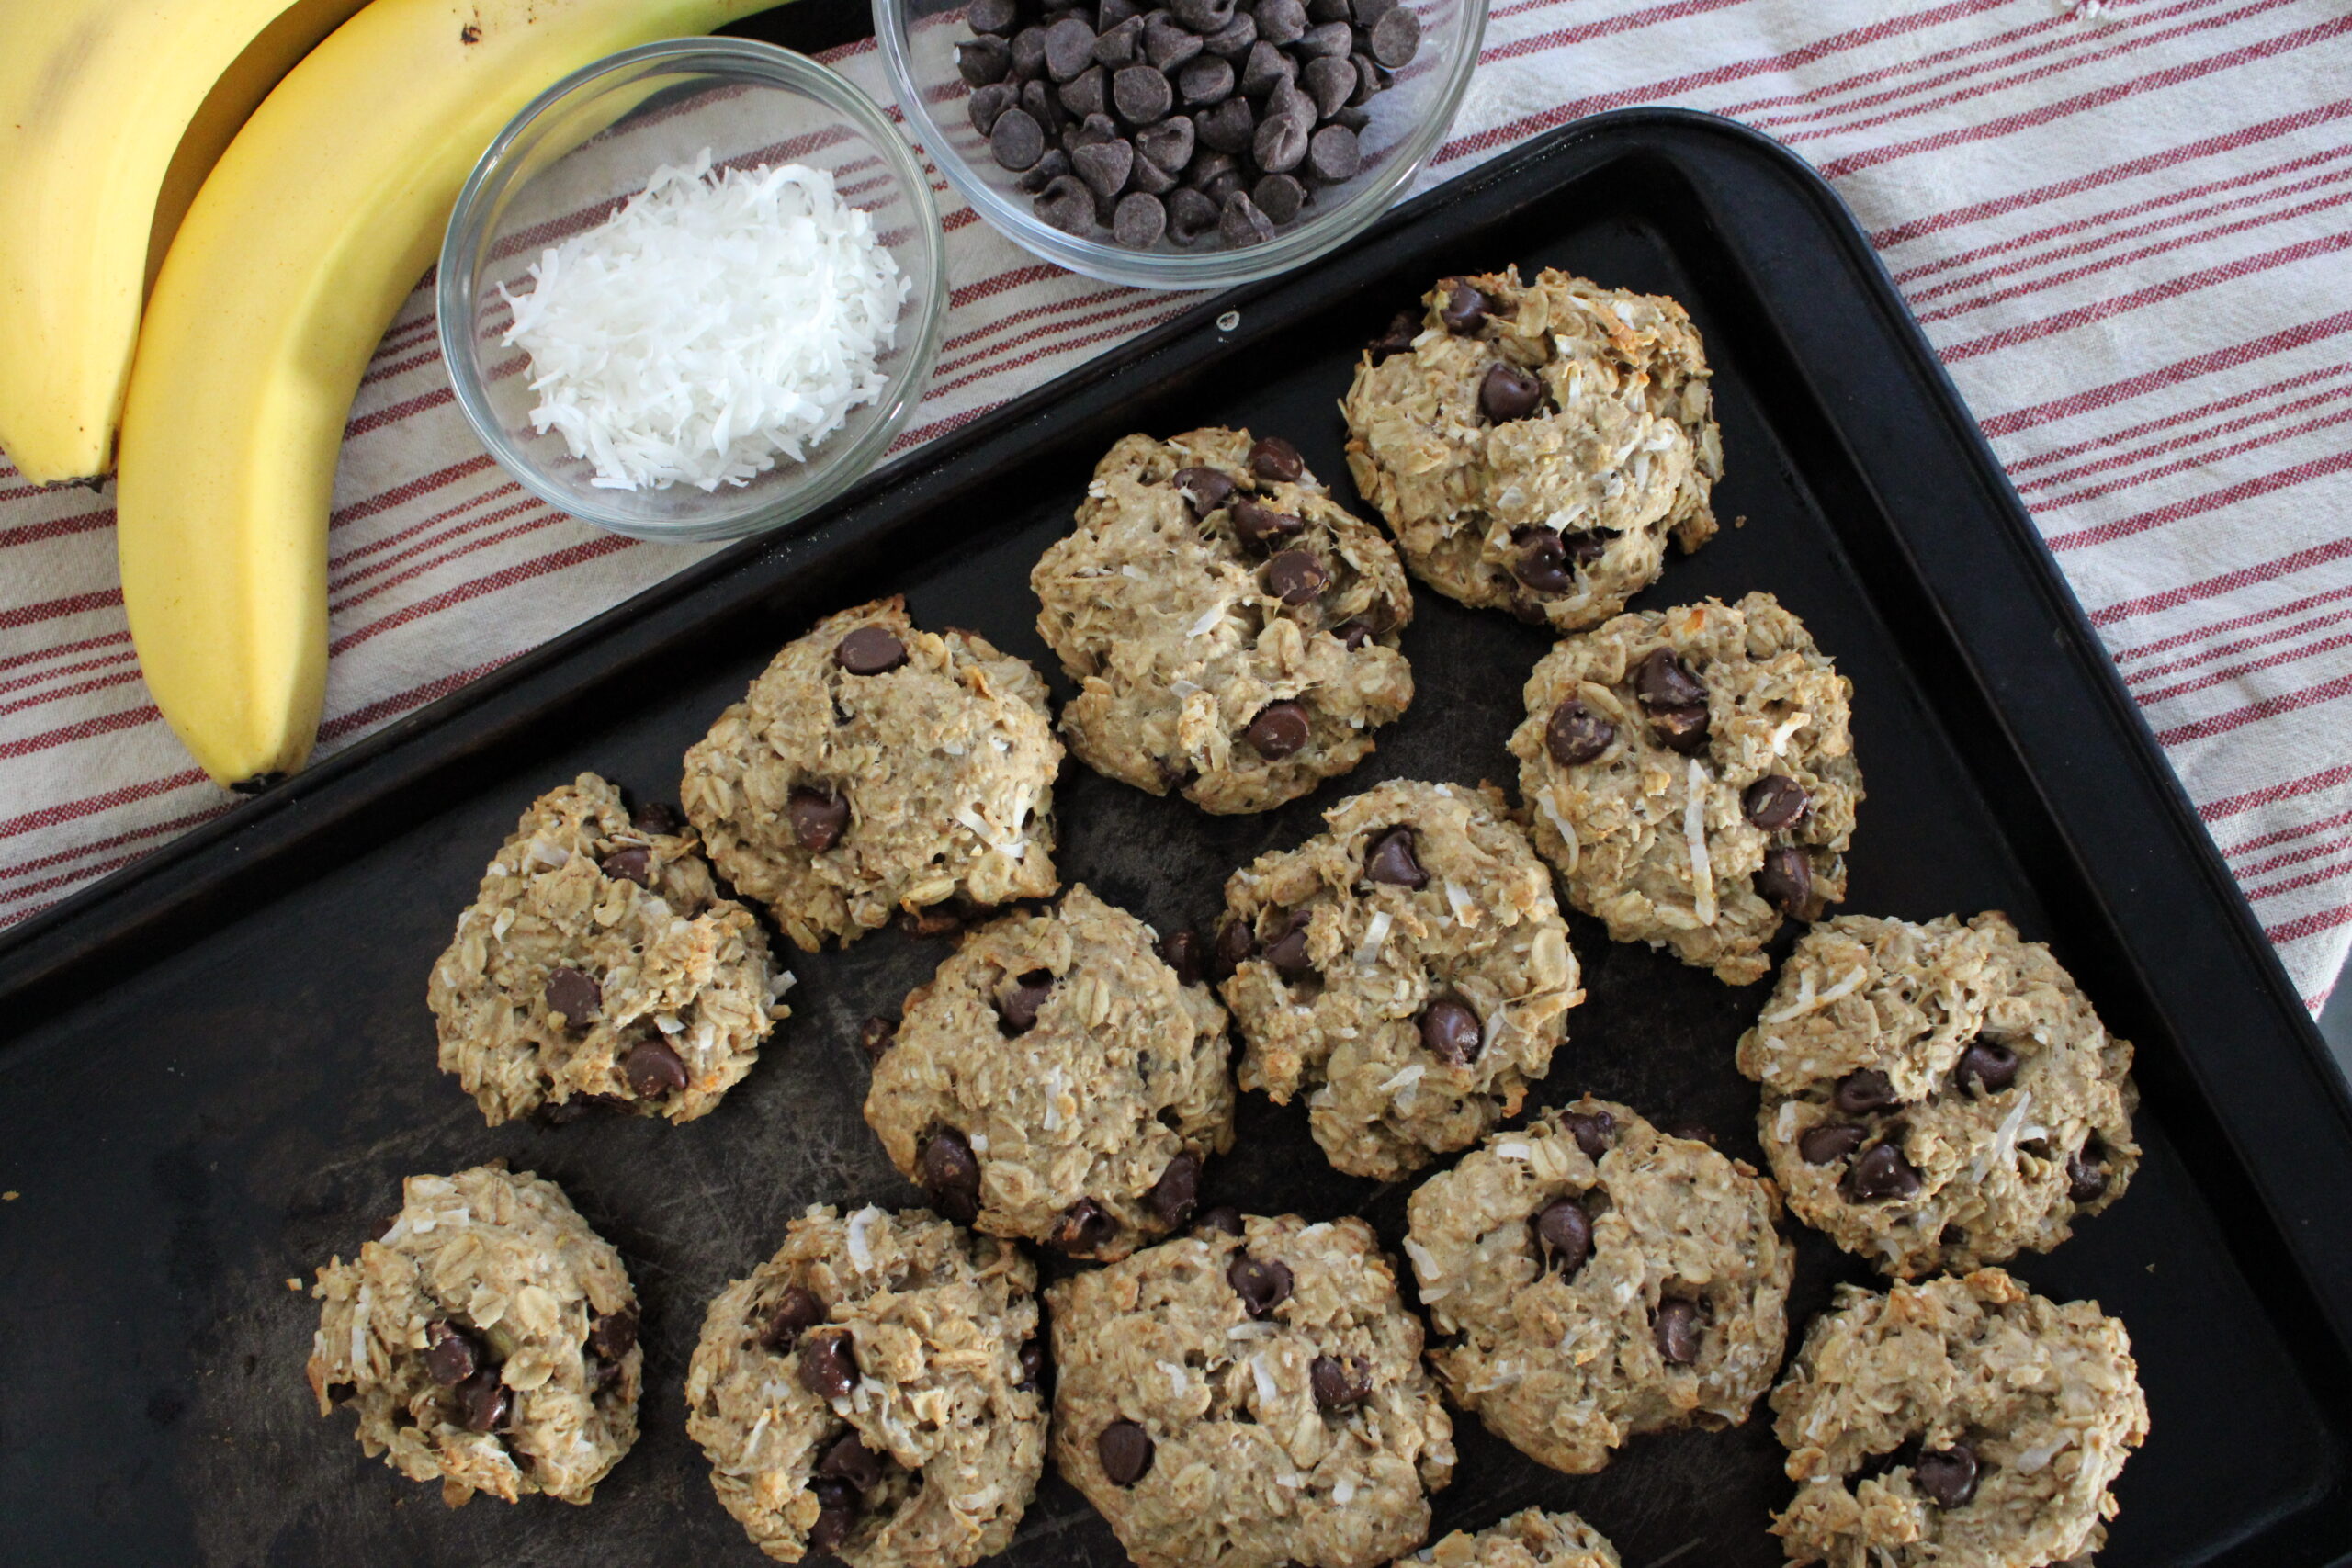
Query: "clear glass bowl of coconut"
440 39 948 543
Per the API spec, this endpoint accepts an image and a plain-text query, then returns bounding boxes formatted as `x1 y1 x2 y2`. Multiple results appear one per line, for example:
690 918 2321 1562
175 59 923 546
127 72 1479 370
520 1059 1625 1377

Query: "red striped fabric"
2 0 2346 1008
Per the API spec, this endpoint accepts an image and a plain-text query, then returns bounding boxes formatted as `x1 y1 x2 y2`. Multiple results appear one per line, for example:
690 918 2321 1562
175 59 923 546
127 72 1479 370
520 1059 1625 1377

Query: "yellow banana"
0 0 374 484
116 0 774 788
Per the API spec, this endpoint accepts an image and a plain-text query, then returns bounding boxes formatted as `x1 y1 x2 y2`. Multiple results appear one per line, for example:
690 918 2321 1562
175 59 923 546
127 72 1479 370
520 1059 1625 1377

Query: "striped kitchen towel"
1 0 2346 1005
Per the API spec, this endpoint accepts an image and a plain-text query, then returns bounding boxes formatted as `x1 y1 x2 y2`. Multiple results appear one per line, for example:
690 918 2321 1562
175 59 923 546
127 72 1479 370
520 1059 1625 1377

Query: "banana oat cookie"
1736 912 2138 1280
1341 266 1722 632
429 773 785 1125
1032 428 1417 815
682 597 1062 951
1407 1509 1623 1568
1770 1269 2148 1568
864 884 1234 1261
1048 1213 1455 1568
1403 1097 1792 1476
304 1164 642 1508
684 1205 1046 1568
1216 779 1583 1180
1509 592 1861 986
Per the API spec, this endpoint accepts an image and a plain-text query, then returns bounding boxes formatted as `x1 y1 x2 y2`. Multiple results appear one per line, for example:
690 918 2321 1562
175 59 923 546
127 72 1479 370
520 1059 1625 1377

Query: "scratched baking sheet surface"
0 140 2337 1568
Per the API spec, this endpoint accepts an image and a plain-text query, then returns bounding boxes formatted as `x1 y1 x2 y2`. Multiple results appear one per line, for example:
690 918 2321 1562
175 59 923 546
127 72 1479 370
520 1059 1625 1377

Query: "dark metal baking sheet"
6 104 2352 1568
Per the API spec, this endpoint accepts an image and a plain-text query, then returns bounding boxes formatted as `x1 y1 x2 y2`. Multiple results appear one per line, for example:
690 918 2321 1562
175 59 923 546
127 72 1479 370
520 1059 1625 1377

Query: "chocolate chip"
1308 0 1350 18
760 1286 826 1352
1742 774 1809 830
325 1382 357 1405
1217 188 1275 245
1169 186 1220 243
797 1329 858 1400
1632 649 1701 712
1261 909 1314 975
1846 1140 1923 1201
1300 51 1356 115
1213 917 1258 976
1018 1338 1047 1390
1228 1254 1294 1315
969 0 1019 30
2067 1146 2109 1202
788 787 849 852
1252 111 1307 175
808 1478 858 1552
1420 997 1481 1065
1306 122 1360 182
458 1368 511 1432
1246 700 1311 758
1334 619 1374 650
1653 1299 1702 1365
1015 147 1070 193
1099 1420 1155 1484
998 968 1056 1034
1353 0 1396 21
1171 0 1235 27
1834 1070 1900 1115
1022 75 1066 134
1756 847 1813 916
1178 52 1235 104
1059 62 1108 116
1238 39 1294 102
899 903 968 939
600 845 651 886
990 106 1048 170
1956 1039 2018 1094
1247 435 1304 482
860 1016 897 1058
1368 2 1419 65
1011 23 1050 76
629 800 682 834
820 1432 888 1492
959 36 1013 85
1439 278 1487 334
1136 114 1194 172
1204 10 1259 55
1363 827 1427 888
1799 1122 1868 1165
1560 1107 1616 1160
1256 0 1308 43
621 1038 688 1099
1173 465 1237 517
836 625 909 674
1311 1354 1371 1411
1914 1443 1979 1508
1144 11 1204 69
1514 528 1573 593
1073 137 1135 199
1231 497 1305 549
1349 50 1384 104
1265 547 1329 604
1052 1197 1119 1255
1036 173 1099 233
1159 929 1205 986
1546 698 1615 764
587 1309 638 1361
1149 1152 1202 1226
1112 62 1173 122
1095 12 1145 63
1250 172 1306 224
1045 15 1098 78
1478 362 1545 423
1100 0 1141 28
921 1129 983 1223
424 1320 480 1387
545 966 600 1029
1196 1204 1245 1235
1368 310 1418 362
1534 1199 1593 1275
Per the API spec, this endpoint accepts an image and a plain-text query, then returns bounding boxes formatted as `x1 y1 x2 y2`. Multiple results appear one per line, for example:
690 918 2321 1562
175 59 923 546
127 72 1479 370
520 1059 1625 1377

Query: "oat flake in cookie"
682 597 1062 950
429 773 785 1124
304 1164 642 1508
1405 1508 1623 1568
685 1205 1046 1567
864 884 1234 1260
1217 779 1582 1179
1510 592 1861 987
1048 1213 1454 1568
1770 1269 2148 1568
1737 912 2139 1279
1403 1097 1792 1476
1341 265 1723 631
1032 428 1416 815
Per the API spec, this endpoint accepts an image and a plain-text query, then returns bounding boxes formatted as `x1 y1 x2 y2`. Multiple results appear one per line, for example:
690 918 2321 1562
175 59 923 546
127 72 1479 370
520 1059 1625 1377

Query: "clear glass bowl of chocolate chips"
875 0 1487 286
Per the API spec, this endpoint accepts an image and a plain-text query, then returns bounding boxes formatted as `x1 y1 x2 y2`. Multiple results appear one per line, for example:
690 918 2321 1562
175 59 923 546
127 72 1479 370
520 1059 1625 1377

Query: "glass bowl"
439 39 948 543
874 0 1485 288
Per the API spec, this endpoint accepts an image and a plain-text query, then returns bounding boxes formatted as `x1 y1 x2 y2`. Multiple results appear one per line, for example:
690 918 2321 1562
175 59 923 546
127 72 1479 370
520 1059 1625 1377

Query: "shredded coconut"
1443 878 1478 926
502 152 908 492
1971 1091 2035 1183
1763 965 1868 1022
1538 792 1581 873
2015 1436 2068 1473
1403 1237 1442 1280
1227 1321 1279 1339
1333 1478 1356 1506
1188 600 1228 637
653 1011 684 1035
1354 908 1393 968
1250 1353 1280 1406
1379 1063 1426 1096
490 907 515 941
846 1204 882 1271
1769 711 1812 753
1684 758 1717 925
1159 1360 1189 1396
1496 1141 1532 1161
